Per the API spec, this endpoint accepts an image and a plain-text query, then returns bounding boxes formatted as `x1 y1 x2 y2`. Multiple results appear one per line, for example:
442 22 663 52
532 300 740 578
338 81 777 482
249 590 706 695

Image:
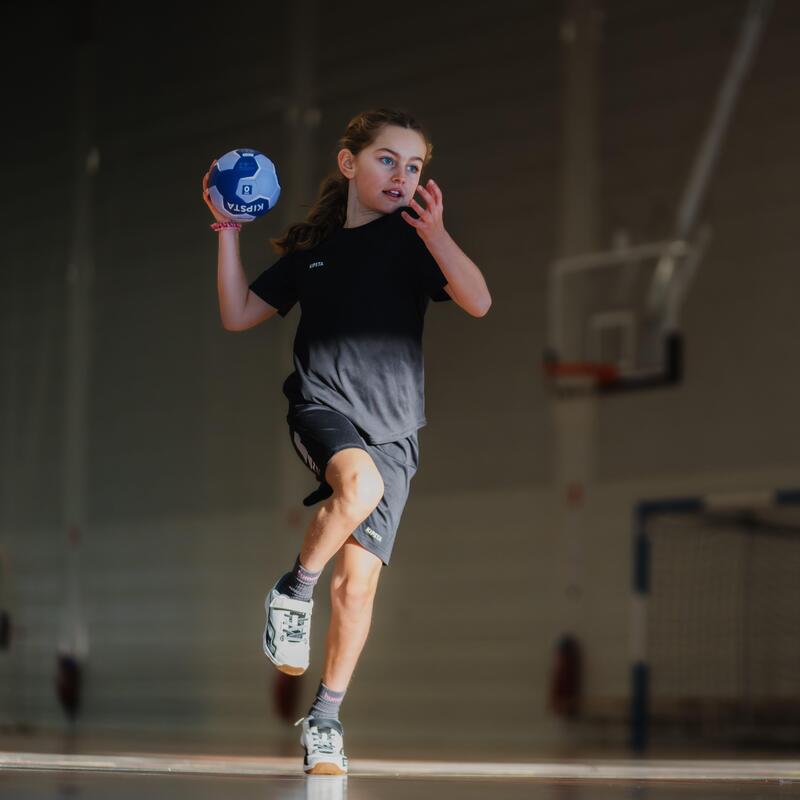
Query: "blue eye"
407 164 419 174
380 156 394 166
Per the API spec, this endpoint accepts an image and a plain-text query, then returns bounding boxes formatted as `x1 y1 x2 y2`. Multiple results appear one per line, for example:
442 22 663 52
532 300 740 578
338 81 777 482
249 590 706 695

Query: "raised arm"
203 163 278 331
401 179 492 318
215 227 278 331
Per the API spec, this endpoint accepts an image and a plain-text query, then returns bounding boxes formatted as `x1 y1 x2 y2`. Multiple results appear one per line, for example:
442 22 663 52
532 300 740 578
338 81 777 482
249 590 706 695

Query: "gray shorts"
287 402 419 565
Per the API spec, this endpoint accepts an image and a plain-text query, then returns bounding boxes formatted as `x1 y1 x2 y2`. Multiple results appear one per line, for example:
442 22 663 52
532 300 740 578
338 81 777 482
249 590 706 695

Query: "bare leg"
299 542 378 776
298 448 384 573
322 537 382 692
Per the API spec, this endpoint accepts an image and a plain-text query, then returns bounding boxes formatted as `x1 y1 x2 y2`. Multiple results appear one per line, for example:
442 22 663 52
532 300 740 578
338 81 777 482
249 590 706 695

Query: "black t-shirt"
248 207 451 444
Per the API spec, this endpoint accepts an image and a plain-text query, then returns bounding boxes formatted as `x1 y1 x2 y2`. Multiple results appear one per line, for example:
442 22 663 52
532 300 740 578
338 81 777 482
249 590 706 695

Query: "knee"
331 573 378 614
335 464 384 520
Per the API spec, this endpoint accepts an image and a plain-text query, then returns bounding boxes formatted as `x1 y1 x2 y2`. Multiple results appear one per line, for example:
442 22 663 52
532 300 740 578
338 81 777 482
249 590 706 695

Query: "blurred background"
2 0 799 761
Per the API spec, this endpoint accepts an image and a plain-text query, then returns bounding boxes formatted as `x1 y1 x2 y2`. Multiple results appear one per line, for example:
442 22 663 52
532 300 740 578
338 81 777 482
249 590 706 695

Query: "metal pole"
552 0 604 696
676 0 773 240
650 0 773 312
60 5 96 678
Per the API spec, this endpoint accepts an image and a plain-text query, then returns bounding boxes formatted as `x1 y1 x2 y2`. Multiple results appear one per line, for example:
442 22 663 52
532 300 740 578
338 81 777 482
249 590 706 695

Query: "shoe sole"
276 663 306 676
305 762 347 776
263 632 308 675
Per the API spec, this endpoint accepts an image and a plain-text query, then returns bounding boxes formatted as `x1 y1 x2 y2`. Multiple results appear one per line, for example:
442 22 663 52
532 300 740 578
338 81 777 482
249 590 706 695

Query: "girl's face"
339 125 427 214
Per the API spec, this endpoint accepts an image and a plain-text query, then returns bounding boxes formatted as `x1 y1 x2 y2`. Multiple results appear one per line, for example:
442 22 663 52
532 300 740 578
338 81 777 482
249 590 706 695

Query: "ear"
337 148 355 179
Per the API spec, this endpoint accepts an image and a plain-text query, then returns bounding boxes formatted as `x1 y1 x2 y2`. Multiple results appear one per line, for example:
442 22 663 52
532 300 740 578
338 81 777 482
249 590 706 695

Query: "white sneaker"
296 716 348 775
263 582 312 675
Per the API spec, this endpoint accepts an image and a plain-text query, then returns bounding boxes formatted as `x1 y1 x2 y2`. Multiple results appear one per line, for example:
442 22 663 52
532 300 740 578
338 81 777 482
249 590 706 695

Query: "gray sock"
276 556 321 602
309 681 346 721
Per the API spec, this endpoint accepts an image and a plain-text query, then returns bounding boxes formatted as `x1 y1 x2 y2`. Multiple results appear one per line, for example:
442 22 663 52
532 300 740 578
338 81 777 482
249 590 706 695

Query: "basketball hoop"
543 359 620 394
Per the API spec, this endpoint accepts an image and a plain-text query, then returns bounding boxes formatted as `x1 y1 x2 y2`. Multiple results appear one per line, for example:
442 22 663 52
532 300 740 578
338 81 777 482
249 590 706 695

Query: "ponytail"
270 172 348 254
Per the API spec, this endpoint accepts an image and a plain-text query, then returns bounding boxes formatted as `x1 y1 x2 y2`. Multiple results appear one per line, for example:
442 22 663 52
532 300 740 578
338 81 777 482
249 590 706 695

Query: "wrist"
420 227 450 252
211 221 242 232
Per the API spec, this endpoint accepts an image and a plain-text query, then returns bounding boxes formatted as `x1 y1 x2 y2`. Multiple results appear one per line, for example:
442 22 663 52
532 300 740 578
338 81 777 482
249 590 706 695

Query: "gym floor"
1 752 798 800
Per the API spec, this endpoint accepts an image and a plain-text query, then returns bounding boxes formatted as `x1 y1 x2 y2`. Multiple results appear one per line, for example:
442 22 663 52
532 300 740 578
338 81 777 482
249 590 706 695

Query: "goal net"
632 491 800 750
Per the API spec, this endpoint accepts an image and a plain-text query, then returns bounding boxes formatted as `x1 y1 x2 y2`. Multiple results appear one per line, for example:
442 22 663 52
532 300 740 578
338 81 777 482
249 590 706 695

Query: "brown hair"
270 108 433 255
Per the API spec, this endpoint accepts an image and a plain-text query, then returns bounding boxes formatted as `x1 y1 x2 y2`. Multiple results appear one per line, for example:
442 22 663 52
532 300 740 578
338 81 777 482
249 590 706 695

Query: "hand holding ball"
202 148 281 224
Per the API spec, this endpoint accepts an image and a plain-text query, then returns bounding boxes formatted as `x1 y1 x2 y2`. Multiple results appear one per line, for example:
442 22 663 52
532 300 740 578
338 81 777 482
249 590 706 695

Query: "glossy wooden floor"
1 752 799 799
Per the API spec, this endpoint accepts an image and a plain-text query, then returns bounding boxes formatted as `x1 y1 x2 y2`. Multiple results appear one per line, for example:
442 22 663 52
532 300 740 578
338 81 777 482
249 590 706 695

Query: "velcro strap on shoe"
271 594 314 612
307 717 343 735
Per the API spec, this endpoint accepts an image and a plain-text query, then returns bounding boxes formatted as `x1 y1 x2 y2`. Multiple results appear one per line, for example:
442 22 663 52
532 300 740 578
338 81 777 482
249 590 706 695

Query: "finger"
415 187 435 211
408 197 427 216
416 184 431 201
423 180 441 208
411 191 430 208
400 210 419 227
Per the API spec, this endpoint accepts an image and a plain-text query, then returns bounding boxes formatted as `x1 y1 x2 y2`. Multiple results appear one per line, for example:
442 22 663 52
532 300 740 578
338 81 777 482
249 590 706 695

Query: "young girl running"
203 108 491 774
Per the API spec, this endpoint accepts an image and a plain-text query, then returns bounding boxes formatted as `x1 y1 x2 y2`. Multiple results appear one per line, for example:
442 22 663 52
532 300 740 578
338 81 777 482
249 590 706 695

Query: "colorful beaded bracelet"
210 221 242 232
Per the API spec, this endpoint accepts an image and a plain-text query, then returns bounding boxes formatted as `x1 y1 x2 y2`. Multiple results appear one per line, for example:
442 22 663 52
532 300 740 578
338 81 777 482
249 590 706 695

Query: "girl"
202 108 491 775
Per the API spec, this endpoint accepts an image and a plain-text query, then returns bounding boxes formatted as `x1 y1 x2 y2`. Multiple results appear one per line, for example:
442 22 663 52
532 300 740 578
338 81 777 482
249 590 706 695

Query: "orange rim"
543 361 620 386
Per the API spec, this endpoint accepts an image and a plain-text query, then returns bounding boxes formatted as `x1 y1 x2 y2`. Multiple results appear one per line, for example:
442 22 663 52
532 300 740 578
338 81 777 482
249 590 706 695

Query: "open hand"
401 179 446 243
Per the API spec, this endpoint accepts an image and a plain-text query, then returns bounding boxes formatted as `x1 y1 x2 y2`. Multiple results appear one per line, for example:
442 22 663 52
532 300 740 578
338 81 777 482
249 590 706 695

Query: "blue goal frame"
630 487 800 753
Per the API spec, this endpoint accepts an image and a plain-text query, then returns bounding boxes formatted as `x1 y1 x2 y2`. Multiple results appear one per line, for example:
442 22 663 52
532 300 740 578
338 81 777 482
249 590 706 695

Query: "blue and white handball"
207 148 281 222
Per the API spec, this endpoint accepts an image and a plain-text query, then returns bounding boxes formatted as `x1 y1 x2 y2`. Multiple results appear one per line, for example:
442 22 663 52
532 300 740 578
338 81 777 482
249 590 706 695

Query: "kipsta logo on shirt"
309 260 325 269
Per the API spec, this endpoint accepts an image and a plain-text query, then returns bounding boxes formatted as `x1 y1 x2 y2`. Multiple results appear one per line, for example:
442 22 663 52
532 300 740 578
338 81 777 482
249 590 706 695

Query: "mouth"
383 189 403 201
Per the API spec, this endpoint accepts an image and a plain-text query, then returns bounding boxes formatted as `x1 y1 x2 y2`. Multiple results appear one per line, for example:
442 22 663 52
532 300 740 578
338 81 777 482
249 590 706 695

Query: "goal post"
631 488 800 753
